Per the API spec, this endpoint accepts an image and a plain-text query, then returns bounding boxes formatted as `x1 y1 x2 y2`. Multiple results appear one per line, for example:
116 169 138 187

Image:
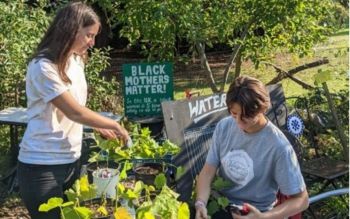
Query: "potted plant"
39 175 134 219
90 126 181 187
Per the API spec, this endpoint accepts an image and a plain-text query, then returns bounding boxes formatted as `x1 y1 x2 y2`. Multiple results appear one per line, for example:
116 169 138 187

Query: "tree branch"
266 58 329 86
264 62 314 89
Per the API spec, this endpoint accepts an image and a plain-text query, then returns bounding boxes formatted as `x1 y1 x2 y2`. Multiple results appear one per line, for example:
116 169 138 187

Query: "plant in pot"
136 184 190 219
40 175 134 219
86 133 129 198
92 126 181 187
39 175 114 219
128 128 180 186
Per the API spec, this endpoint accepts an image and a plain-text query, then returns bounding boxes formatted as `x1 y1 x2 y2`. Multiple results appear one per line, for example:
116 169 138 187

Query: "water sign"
123 62 173 117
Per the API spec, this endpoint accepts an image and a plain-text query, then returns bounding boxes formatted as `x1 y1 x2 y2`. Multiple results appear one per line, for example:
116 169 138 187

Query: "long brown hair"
33 2 100 84
226 76 271 119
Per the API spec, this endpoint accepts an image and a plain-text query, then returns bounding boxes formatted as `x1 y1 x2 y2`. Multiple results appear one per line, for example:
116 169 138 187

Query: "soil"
0 194 29 219
134 166 160 175
81 199 114 219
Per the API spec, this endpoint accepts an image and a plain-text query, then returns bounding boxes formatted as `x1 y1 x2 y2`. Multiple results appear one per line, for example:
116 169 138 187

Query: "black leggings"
17 160 80 219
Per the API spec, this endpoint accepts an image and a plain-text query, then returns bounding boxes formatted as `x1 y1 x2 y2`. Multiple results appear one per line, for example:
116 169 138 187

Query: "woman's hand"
231 203 264 219
195 205 208 219
114 123 130 144
95 128 117 139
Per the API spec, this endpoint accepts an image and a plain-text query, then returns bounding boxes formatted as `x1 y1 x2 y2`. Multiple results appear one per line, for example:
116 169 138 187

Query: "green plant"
136 185 190 219
117 0 335 92
65 175 97 203
85 47 123 114
0 1 50 108
39 197 92 219
206 176 232 216
89 126 180 163
40 175 133 219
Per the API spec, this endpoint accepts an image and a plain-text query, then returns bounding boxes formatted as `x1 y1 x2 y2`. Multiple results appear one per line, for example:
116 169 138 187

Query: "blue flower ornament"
286 114 304 137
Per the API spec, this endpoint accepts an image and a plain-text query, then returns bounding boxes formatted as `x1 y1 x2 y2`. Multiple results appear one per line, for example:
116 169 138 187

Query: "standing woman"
17 2 129 219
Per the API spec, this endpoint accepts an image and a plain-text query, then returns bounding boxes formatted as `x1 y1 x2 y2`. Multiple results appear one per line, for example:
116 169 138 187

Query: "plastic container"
92 168 119 198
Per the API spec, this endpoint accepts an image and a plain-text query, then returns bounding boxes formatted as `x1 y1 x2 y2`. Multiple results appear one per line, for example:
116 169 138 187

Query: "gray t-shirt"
206 116 305 211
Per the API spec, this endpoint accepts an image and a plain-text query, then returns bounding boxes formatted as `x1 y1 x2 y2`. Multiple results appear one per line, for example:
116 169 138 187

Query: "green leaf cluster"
64 175 97 203
0 1 50 109
92 126 181 162
137 185 189 219
39 197 92 219
85 47 123 114
116 0 335 67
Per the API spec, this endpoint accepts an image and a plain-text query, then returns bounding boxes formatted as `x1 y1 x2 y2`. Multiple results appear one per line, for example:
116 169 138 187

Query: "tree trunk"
195 42 219 93
234 50 242 80
322 82 349 162
219 21 252 92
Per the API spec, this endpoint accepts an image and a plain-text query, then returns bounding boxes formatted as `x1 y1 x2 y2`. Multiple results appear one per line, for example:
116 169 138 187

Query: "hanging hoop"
286 114 304 137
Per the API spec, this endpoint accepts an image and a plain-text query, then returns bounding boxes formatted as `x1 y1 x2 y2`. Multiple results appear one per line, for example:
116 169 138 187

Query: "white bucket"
92 168 119 198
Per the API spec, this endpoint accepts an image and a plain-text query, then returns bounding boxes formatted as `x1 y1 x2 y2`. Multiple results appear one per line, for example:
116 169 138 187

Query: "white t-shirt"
19 55 87 165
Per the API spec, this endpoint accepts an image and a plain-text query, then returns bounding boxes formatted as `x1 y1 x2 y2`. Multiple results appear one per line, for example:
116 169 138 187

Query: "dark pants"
17 160 80 219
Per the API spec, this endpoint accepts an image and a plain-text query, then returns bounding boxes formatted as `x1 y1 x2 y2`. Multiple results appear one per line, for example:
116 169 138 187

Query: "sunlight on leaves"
38 197 63 212
177 202 190 219
97 206 108 216
114 207 132 219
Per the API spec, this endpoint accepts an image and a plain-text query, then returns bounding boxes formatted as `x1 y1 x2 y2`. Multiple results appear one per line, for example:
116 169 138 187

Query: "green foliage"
64 175 97 203
116 0 334 65
314 69 332 85
154 173 167 190
91 126 180 162
39 197 92 219
207 200 220 216
212 176 233 191
85 47 123 113
117 180 145 204
136 185 189 219
0 1 50 108
294 87 349 160
206 176 232 216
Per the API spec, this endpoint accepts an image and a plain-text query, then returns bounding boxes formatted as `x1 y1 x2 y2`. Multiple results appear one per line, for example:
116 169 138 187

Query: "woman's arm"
195 163 217 219
263 189 309 219
234 189 309 219
51 91 129 141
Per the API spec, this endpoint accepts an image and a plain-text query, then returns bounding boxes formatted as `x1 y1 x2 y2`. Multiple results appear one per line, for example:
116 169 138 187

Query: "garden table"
0 107 122 193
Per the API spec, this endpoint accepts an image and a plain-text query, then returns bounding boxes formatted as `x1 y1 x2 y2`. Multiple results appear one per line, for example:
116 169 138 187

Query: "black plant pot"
80 198 115 219
130 116 164 140
133 162 164 186
86 161 119 183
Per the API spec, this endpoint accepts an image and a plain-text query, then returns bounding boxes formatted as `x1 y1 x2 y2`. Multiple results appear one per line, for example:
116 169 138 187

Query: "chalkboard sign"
123 62 173 117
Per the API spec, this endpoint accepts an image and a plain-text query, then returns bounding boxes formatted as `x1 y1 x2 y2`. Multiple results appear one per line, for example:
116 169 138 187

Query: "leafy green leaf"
38 197 63 212
177 202 190 219
74 207 92 219
314 69 332 85
207 200 219 216
154 173 167 189
217 197 229 209
212 177 232 190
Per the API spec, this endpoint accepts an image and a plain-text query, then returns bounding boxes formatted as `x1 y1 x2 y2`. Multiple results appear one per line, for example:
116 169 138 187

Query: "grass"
173 28 349 99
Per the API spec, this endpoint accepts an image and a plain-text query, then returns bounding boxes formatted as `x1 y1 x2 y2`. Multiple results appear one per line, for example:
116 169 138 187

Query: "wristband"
195 200 206 209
